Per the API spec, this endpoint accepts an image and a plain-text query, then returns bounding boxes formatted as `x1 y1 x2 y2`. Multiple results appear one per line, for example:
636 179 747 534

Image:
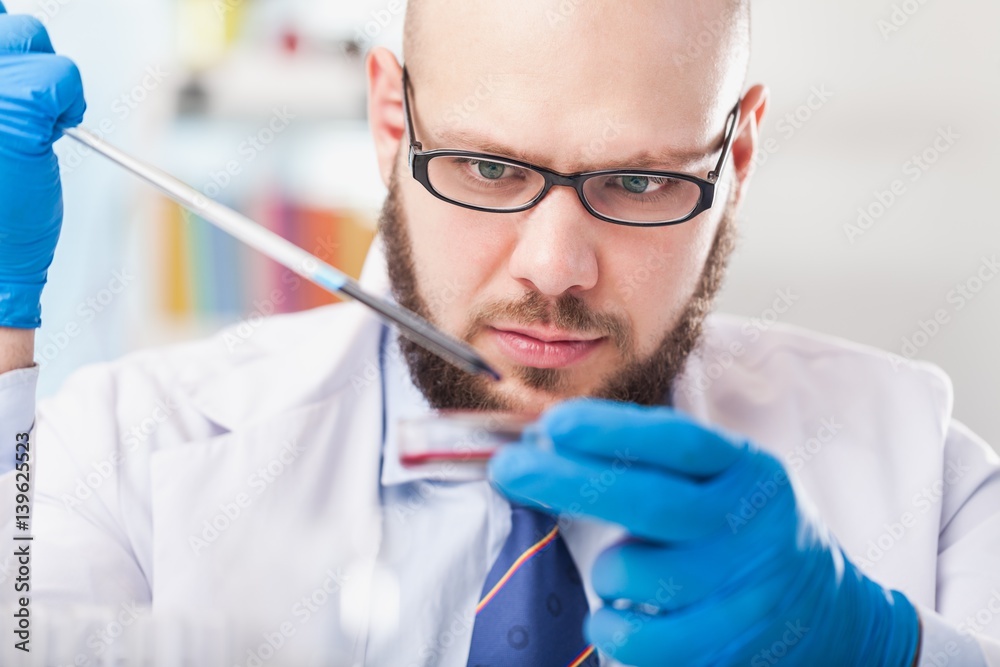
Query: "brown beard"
378 169 738 412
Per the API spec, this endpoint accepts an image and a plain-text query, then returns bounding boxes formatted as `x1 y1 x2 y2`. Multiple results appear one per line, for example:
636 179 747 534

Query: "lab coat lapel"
178 233 392 434
149 302 388 664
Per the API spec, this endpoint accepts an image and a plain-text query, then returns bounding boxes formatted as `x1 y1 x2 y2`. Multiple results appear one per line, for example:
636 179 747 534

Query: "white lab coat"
4 240 1000 666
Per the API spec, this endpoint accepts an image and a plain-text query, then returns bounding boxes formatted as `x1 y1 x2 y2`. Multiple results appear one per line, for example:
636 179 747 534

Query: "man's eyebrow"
429 129 714 173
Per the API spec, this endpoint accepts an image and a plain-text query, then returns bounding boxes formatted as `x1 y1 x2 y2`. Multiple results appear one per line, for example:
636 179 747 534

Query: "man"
1 0 999 665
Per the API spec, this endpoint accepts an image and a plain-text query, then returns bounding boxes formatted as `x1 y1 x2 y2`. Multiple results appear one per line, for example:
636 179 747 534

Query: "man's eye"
620 175 650 194
476 161 507 180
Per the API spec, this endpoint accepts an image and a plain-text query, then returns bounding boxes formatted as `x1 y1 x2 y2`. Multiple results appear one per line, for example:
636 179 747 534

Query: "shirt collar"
380 326 440 486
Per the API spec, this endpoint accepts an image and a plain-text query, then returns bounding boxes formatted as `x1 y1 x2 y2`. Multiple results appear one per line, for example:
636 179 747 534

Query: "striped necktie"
466 505 600 667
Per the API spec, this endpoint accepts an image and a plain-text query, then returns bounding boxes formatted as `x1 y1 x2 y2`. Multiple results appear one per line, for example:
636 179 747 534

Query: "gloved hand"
489 398 921 667
0 1 85 328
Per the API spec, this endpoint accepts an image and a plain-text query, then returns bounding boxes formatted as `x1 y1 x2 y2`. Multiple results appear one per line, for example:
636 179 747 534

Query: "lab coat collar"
180 302 381 432
182 236 394 433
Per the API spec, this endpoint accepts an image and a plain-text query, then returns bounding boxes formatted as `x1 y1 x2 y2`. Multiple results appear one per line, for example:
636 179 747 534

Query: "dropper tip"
476 362 502 382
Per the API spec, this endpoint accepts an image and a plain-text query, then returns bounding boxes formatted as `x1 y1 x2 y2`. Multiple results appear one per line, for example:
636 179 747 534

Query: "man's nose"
506 186 600 297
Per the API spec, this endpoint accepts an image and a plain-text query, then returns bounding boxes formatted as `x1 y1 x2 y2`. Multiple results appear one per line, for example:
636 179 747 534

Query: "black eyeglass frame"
402 67 742 228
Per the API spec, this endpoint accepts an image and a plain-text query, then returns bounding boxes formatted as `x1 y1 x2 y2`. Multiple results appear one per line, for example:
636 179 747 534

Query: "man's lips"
486 325 605 369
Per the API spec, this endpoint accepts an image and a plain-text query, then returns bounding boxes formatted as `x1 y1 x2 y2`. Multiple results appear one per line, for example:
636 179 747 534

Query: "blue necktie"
466 505 600 667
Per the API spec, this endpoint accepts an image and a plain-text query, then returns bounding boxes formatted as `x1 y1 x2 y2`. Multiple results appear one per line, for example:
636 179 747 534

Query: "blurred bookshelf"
125 0 388 348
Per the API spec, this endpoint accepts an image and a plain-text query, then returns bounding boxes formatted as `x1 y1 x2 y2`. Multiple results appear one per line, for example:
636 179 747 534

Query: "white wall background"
718 0 1000 450
13 0 999 450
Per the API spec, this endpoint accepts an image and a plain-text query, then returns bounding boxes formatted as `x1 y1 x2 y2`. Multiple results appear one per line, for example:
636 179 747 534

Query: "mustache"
462 290 633 355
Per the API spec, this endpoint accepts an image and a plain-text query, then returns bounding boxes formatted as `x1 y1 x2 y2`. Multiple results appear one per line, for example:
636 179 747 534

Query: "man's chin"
476 368 613 414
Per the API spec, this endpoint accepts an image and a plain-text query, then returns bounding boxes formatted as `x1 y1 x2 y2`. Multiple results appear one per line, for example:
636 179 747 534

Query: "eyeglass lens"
425 155 702 223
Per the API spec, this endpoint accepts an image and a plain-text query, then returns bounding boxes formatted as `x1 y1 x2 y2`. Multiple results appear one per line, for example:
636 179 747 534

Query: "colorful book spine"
158 194 375 322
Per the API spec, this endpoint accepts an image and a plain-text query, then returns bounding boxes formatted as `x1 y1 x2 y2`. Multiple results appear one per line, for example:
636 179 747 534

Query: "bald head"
404 0 751 77
400 0 750 178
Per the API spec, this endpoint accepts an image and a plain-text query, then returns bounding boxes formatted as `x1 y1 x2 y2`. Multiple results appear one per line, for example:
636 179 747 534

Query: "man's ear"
367 47 405 188
729 84 770 199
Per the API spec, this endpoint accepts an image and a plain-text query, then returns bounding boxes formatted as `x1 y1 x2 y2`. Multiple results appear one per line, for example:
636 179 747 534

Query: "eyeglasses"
402 67 741 227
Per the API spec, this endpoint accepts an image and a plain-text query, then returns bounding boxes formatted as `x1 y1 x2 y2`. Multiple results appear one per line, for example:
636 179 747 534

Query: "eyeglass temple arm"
402 67 423 153
708 100 742 183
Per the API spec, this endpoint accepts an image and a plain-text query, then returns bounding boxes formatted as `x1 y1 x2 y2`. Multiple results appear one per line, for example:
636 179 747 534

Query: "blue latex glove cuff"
0 283 43 328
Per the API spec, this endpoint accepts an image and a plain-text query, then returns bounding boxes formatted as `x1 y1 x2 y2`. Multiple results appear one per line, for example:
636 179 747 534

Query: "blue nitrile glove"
0 1 85 328
489 399 921 667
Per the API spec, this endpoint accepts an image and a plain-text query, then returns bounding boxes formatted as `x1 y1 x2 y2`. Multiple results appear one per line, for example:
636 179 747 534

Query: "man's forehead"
403 0 749 94
426 125 718 174
403 0 749 160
